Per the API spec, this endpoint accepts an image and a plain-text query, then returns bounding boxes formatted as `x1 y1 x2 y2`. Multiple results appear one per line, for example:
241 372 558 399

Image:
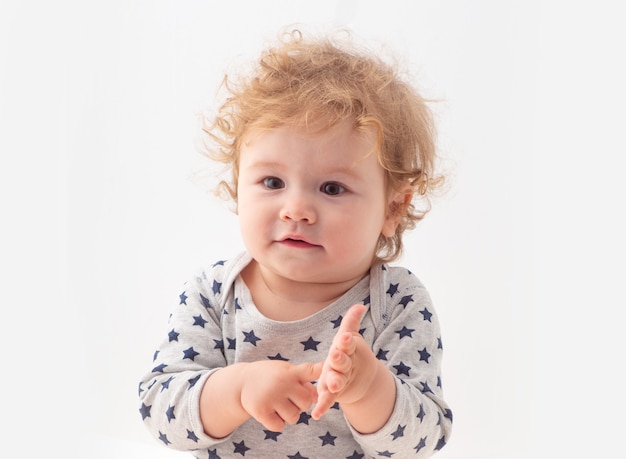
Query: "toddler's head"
202 30 443 262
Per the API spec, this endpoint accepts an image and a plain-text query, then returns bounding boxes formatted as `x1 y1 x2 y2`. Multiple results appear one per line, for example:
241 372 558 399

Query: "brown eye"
320 182 345 196
263 177 284 189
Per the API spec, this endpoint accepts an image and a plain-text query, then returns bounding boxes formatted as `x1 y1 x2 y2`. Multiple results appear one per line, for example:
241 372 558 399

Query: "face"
236 120 401 289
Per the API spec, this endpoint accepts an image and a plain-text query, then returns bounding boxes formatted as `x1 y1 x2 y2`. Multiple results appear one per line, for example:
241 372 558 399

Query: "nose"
279 190 316 224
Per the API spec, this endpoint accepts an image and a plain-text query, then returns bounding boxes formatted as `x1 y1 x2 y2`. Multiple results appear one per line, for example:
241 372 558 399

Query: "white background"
2 1 625 457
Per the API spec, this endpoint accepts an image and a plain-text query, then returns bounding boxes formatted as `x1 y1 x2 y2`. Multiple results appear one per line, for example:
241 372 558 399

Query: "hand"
311 304 378 420
239 360 321 432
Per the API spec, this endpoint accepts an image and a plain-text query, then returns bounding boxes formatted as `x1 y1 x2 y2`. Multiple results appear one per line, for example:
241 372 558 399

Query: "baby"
139 30 452 458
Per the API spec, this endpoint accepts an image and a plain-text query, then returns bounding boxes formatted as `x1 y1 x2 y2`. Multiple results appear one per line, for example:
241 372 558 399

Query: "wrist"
341 360 396 434
199 363 251 438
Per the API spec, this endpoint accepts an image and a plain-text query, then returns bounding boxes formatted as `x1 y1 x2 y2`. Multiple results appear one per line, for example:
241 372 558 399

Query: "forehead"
240 120 378 167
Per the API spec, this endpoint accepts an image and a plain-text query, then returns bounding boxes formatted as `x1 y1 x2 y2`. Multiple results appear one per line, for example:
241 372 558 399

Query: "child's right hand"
239 360 322 432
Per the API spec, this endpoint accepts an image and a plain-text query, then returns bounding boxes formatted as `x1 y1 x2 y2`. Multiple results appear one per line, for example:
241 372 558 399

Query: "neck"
241 260 366 321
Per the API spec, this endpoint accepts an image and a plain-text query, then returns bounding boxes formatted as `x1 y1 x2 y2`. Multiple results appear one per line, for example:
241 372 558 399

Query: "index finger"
337 304 367 335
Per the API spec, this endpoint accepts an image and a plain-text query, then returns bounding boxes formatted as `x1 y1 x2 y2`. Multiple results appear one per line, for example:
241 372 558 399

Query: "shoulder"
373 263 430 303
186 251 252 304
368 263 435 334
382 264 426 288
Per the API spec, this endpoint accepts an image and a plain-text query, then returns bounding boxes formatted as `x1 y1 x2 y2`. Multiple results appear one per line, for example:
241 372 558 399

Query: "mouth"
279 237 320 248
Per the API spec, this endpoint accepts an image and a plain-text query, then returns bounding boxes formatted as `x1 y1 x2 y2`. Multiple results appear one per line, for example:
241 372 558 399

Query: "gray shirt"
138 252 452 458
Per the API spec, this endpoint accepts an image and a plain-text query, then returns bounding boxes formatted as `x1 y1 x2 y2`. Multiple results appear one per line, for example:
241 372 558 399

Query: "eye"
262 176 285 190
320 182 346 196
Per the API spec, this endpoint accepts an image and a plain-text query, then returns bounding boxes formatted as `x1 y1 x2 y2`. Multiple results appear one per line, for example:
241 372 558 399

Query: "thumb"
296 360 324 383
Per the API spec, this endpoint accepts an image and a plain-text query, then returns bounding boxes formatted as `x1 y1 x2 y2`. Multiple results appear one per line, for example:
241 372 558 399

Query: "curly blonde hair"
201 30 443 263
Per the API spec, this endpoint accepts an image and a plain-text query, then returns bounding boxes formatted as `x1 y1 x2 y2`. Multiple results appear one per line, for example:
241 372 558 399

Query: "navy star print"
152 363 167 373
391 424 405 440
187 374 201 388
243 329 261 346
139 403 151 420
393 361 411 376
158 431 170 446
267 353 289 361
168 329 179 342
165 405 175 422
418 347 431 363
417 404 426 422
415 437 427 453
186 429 199 442
151 363 166 373
297 412 312 425
160 376 173 391
435 436 447 450
386 283 399 296
199 292 212 309
264 430 281 441
138 257 452 458
233 440 250 455
192 315 207 327
420 307 433 321
182 347 199 361
319 431 337 446
396 326 415 339
300 336 321 351
398 294 413 307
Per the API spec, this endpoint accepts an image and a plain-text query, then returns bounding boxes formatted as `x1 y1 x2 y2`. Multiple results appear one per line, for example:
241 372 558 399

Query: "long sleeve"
349 264 452 457
137 259 239 451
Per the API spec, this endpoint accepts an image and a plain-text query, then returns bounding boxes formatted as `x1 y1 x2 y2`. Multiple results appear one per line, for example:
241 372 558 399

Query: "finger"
311 387 336 420
338 304 367 335
295 361 324 383
325 368 349 393
257 411 286 432
275 401 304 425
332 332 357 357
327 346 352 373
287 382 318 412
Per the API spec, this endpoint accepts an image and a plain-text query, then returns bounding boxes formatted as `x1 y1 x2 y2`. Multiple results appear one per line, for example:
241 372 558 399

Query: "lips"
278 236 319 248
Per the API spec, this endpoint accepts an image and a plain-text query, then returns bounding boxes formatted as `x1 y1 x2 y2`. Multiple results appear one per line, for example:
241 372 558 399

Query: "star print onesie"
138 252 452 458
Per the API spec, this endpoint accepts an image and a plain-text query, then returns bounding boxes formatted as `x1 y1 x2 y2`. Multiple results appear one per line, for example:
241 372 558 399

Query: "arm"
138 265 321 450
199 360 320 438
313 272 453 457
312 304 397 434
137 273 232 450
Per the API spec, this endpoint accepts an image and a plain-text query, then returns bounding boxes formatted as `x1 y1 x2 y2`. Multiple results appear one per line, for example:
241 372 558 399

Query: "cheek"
326 206 384 248
238 208 264 252
236 186 257 217
237 194 276 240
237 195 257 229
238 202 262 228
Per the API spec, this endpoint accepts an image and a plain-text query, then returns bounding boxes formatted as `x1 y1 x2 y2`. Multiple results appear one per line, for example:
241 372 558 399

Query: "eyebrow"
244 160 284 170
245 159 366 181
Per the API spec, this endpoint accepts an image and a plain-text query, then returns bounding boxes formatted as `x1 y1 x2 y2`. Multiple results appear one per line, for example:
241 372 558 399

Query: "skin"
199 120 409 438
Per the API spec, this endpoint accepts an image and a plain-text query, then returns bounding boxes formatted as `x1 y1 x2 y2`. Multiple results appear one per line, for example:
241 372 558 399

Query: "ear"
381 185 413 237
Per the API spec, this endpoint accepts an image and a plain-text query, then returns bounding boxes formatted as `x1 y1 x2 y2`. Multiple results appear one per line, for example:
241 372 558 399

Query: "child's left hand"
311 304 378 420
